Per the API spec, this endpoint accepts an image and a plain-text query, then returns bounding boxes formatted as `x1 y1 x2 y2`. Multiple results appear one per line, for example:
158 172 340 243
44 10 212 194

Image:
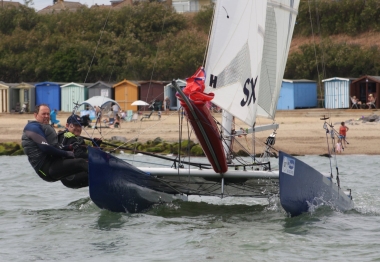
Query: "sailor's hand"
92 138 102 146
71 142 80 151
66 151 75 158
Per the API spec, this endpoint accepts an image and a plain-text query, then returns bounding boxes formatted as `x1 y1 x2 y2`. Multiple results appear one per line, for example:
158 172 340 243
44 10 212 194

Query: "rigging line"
107 14 131 83
131 8 169 162
314 1 327 80
215 117 252 166
329 125 339 170
144 7 169 104
104 110 178 152
202 3 216 67
323 122 333 176
214 114 268 163
83 6 112 84
186 117 191 174
314 0 328 112
307 0 324 112
253 124 255 162
107 38 125 82
307 0 322 114
178 107 183 173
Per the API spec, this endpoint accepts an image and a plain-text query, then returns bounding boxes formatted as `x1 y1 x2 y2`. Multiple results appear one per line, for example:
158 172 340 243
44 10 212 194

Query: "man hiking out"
22 104 88 189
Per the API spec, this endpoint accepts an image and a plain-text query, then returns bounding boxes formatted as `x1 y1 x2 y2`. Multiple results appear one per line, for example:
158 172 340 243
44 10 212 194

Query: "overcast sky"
12 0 112 11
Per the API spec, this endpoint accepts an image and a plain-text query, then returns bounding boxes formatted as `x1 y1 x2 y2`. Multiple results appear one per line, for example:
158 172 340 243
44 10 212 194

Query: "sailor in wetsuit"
22 104 88 189
57 115 102 159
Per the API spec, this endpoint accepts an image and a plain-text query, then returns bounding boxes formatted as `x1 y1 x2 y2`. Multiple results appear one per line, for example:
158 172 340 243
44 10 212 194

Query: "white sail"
204 0 299 126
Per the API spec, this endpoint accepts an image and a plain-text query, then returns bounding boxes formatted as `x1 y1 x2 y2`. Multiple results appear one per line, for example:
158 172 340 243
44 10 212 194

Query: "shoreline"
1 108 379 155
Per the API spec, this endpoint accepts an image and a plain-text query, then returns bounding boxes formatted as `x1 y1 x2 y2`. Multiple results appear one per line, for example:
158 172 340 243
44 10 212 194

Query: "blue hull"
279 151 354 216
88 147 187 213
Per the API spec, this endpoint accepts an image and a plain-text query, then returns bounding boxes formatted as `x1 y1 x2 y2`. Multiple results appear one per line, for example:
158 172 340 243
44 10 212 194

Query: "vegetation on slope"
1 0 380 84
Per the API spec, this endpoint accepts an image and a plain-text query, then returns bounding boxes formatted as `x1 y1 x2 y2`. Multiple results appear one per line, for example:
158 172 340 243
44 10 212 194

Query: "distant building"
164 79 186 110
38 0 211 13
350 75 380 109
0 1 23 9
172 0 214 13
38 0 84 14
93 0 207 12
277 79 318 110
113 79 139 111
323 77 356 109
112 0 133 9
87 81 116 99
112 0 173 9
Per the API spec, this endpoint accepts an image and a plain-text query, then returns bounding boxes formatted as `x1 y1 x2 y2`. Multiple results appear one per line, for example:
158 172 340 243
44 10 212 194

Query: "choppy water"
1 154 380 261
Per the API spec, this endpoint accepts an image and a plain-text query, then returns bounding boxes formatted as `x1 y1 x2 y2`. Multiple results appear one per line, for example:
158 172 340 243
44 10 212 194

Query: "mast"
221 110 234 163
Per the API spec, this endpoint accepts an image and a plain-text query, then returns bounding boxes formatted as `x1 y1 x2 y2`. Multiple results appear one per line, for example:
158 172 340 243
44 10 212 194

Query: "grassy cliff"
1 1 380 84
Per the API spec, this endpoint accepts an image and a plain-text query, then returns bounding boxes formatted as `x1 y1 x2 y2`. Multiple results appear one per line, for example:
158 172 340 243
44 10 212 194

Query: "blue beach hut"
164 79 186 110
35 82 62 111
323 77 356 109
277 79 317 110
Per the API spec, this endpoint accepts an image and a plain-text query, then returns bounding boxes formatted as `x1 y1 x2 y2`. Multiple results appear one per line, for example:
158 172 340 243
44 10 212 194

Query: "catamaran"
84 0 353 216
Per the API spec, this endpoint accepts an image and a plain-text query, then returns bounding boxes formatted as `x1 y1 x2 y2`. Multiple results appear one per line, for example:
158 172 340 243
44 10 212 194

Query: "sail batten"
205 0 299 125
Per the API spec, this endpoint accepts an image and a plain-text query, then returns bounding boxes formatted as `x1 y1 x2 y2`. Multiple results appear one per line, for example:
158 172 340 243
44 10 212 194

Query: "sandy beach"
1 108 379 155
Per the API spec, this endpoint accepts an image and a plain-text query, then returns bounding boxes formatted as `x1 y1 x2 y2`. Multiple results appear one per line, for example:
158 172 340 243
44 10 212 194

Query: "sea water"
1 154 379 262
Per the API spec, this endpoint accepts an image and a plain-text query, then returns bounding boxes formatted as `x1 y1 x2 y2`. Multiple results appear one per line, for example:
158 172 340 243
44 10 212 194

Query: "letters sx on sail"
204 0 299 126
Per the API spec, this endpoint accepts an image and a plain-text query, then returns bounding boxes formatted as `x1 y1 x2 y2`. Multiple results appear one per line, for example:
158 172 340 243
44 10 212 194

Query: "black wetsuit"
58 130 88 159
22 121 88 189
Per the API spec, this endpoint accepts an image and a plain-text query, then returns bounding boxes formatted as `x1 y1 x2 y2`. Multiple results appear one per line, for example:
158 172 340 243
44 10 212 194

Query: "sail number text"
209 74 257 107
240 77 257 107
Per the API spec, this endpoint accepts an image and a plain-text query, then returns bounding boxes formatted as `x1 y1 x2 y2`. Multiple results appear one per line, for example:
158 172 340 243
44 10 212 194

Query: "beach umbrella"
131 100 149 106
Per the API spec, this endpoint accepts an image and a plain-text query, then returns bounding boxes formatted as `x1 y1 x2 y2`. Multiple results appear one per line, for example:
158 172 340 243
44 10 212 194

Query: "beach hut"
0 82 11 113
35 82 62 111
87 81 115 99
350 75 380 109
323 77 356 109
164 79 186 110
61 82 88 112
139 81 169 111
9 82 36 113
113 79 139 111
277 79 317 110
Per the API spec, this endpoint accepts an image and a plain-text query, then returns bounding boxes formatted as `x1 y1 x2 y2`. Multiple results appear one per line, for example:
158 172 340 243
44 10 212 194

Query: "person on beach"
109 114 121 128
352 96 361 107
112 103 119 118
335 139 343 153
94 105 102 126
22 104 89 189
158 111 162 120
165 96 170 114
366 93 375 108
339 121 349 148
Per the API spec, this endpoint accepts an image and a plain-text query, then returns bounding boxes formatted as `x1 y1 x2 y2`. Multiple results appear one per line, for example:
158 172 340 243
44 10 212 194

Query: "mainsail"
204 0 300 126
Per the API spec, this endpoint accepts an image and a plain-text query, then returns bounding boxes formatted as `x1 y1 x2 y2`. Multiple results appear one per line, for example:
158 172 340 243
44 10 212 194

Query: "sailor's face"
34 106 50 124
66 123 82 136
